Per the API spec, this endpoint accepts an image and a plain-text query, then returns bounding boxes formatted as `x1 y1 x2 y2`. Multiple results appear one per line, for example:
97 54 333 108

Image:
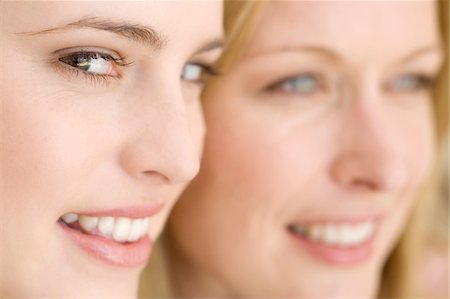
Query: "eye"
181 63 219 84
181 63 203 81
267 73 322 94
386 74 434 92
58 51 129 77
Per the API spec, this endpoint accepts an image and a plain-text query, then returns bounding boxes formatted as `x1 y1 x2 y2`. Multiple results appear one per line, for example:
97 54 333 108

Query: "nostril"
351 178 378 191
331 153 407 193
141 170 169 184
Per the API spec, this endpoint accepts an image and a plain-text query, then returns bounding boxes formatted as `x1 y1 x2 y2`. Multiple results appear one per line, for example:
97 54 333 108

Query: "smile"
288 220 375 247
57 204 163 267
287 218 380 265
61 213 150 243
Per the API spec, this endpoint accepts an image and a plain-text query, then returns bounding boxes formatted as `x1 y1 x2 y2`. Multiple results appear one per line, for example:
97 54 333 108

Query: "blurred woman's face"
0 1 222 297
168 1 443 298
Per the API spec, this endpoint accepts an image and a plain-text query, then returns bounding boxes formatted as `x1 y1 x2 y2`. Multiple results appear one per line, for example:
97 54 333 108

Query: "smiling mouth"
57 204 163 267
59 213 150 243
287 220 376 247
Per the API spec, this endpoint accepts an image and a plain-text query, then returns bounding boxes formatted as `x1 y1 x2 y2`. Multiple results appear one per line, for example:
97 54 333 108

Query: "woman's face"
168 1 443 298
0 1 221 297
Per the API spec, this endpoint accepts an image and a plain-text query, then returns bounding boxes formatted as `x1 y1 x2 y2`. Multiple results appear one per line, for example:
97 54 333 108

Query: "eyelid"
189 61 221 76
48 46 134 86
52 46 130 62
266 73 325 93
55 48 133 70
49 60 119 86
384 73 435 92
182 61 221 87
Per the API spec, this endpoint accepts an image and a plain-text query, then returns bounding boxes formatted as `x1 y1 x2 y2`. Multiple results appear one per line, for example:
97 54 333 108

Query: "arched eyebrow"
16 17 166 50
397 44 444 64
246 45 342 62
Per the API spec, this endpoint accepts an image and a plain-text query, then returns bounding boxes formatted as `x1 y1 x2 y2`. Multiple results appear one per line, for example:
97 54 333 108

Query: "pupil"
297 79 312 89
401 77 415 88
75 54 94 71
291 77 314 92
76 58 90 71
59 53 99 71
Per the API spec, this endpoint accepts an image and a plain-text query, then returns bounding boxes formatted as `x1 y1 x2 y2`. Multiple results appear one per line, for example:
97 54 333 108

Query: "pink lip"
287 216 383 266
58 203 164 267
76 203 164 218
291 214 384 227
288 230 376 265
59 223 152 267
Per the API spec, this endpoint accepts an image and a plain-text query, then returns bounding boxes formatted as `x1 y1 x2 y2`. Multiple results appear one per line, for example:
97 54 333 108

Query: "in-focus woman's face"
0 1 221 297
169 1 443 298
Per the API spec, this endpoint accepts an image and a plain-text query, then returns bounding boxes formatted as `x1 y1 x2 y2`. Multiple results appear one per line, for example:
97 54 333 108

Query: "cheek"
187 96 206 157
402 109 436 192
1 81 107 217
201 114 277 199
200 88 328 210
149 182 189 240
2 87 60 201
174 99 283 238
409 137 434 186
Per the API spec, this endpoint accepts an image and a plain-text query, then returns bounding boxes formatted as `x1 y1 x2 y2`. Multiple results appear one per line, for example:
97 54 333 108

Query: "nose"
330 101 407 193
119 85 201 185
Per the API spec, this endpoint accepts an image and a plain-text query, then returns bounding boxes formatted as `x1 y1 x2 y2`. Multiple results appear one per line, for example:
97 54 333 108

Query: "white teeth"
113 217 131 242
98 217 115 237
140 217 150 236
128 219 144 242
353 222 374 243
61 213 151 243
338 224 356 246
61 213 78 224
324 225 340 245
79 216 99 232
292 221 375 247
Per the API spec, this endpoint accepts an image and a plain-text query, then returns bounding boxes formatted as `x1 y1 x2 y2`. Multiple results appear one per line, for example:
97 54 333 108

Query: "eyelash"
264 73 436 97
183 62 220 86
51 50 219 87
50 50 133 86
385 74 435 93
68 69 117 86
198 63 220 77
266 73 325 96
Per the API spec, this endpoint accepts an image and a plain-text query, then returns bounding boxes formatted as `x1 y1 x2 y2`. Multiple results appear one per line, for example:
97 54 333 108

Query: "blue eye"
387 74 433 92
268 73 321 94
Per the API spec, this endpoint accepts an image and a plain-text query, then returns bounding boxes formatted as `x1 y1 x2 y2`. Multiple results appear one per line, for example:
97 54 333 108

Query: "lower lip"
59 222 152 267
287 230 375 265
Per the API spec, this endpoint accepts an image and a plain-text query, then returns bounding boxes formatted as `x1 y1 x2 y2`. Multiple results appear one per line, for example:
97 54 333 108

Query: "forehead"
246 1 440 60
3 1 222 42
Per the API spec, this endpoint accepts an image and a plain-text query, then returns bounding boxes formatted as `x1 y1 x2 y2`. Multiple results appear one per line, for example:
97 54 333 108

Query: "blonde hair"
203 1 266 94
379 1 449 297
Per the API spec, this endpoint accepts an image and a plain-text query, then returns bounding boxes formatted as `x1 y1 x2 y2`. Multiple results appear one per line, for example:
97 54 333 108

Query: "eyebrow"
249 44 444 65
247 45 342 61
398 44 443 64
17 17 166 50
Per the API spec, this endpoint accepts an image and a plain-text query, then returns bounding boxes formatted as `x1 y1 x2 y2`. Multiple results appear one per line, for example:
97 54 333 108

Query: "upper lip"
62 202 165 219
287 213 386 226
